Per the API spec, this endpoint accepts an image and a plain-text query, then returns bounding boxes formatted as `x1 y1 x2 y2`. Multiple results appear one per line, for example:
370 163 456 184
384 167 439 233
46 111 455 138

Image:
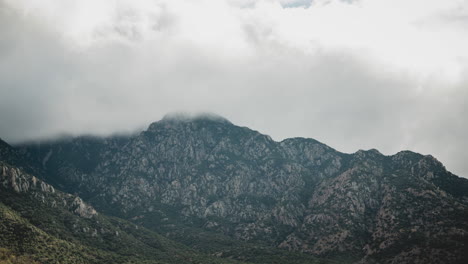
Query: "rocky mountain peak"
147 112 233 131
5 115 468 264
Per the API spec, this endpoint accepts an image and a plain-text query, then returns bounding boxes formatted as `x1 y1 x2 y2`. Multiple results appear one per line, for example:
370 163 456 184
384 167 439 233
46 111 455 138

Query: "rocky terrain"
2 113 468 263
0 134 327 264
0 147 252 263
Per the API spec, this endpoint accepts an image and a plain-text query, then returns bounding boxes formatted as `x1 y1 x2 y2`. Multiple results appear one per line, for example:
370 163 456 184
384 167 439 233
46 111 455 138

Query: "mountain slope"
13 114 468 263
0 152 243 263
1 138 328 264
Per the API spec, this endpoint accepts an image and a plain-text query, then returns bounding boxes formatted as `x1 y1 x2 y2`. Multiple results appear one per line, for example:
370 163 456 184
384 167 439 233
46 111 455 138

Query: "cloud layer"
1 0 468 177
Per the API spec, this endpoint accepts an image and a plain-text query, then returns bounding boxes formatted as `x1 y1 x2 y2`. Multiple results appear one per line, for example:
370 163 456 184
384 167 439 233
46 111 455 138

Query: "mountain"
1 139 250 264
0 138 327 264
3 114 468 263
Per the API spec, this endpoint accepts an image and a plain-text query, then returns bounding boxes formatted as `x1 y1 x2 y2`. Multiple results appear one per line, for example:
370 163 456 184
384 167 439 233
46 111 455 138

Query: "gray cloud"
1 0 468 178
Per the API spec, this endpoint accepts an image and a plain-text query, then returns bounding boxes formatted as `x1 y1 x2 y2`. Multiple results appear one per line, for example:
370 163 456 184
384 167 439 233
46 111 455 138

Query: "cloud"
1 0 468 177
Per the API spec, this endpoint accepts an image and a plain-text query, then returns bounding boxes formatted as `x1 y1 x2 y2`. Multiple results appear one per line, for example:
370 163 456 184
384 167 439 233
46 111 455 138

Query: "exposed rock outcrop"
0 162 97 219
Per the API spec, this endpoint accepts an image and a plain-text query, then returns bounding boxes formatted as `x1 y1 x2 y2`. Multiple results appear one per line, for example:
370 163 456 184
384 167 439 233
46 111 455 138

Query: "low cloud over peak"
1 0 468 178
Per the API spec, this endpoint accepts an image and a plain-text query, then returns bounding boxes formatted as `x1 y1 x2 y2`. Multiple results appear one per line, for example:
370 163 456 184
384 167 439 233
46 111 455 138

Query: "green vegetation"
0 197 244 264
0 248 40 264
154 223 339 264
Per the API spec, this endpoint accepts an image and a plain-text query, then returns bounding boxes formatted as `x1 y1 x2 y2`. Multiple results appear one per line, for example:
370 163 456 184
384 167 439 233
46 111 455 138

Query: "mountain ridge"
2 114 468 263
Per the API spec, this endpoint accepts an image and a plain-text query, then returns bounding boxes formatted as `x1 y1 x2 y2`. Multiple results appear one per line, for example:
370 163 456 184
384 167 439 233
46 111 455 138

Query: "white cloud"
6 0 467 79
1 0 468 177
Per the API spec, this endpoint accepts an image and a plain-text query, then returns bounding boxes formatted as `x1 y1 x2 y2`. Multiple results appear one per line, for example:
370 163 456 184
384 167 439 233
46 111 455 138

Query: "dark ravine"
2 113 468 263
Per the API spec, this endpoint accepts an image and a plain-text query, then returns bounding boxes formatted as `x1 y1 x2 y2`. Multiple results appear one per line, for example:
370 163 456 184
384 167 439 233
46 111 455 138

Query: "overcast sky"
1 0 468 177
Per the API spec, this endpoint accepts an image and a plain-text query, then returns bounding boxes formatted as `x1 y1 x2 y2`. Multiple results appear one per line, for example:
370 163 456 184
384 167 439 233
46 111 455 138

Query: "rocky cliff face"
16 114 468 263
0 161 97 219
